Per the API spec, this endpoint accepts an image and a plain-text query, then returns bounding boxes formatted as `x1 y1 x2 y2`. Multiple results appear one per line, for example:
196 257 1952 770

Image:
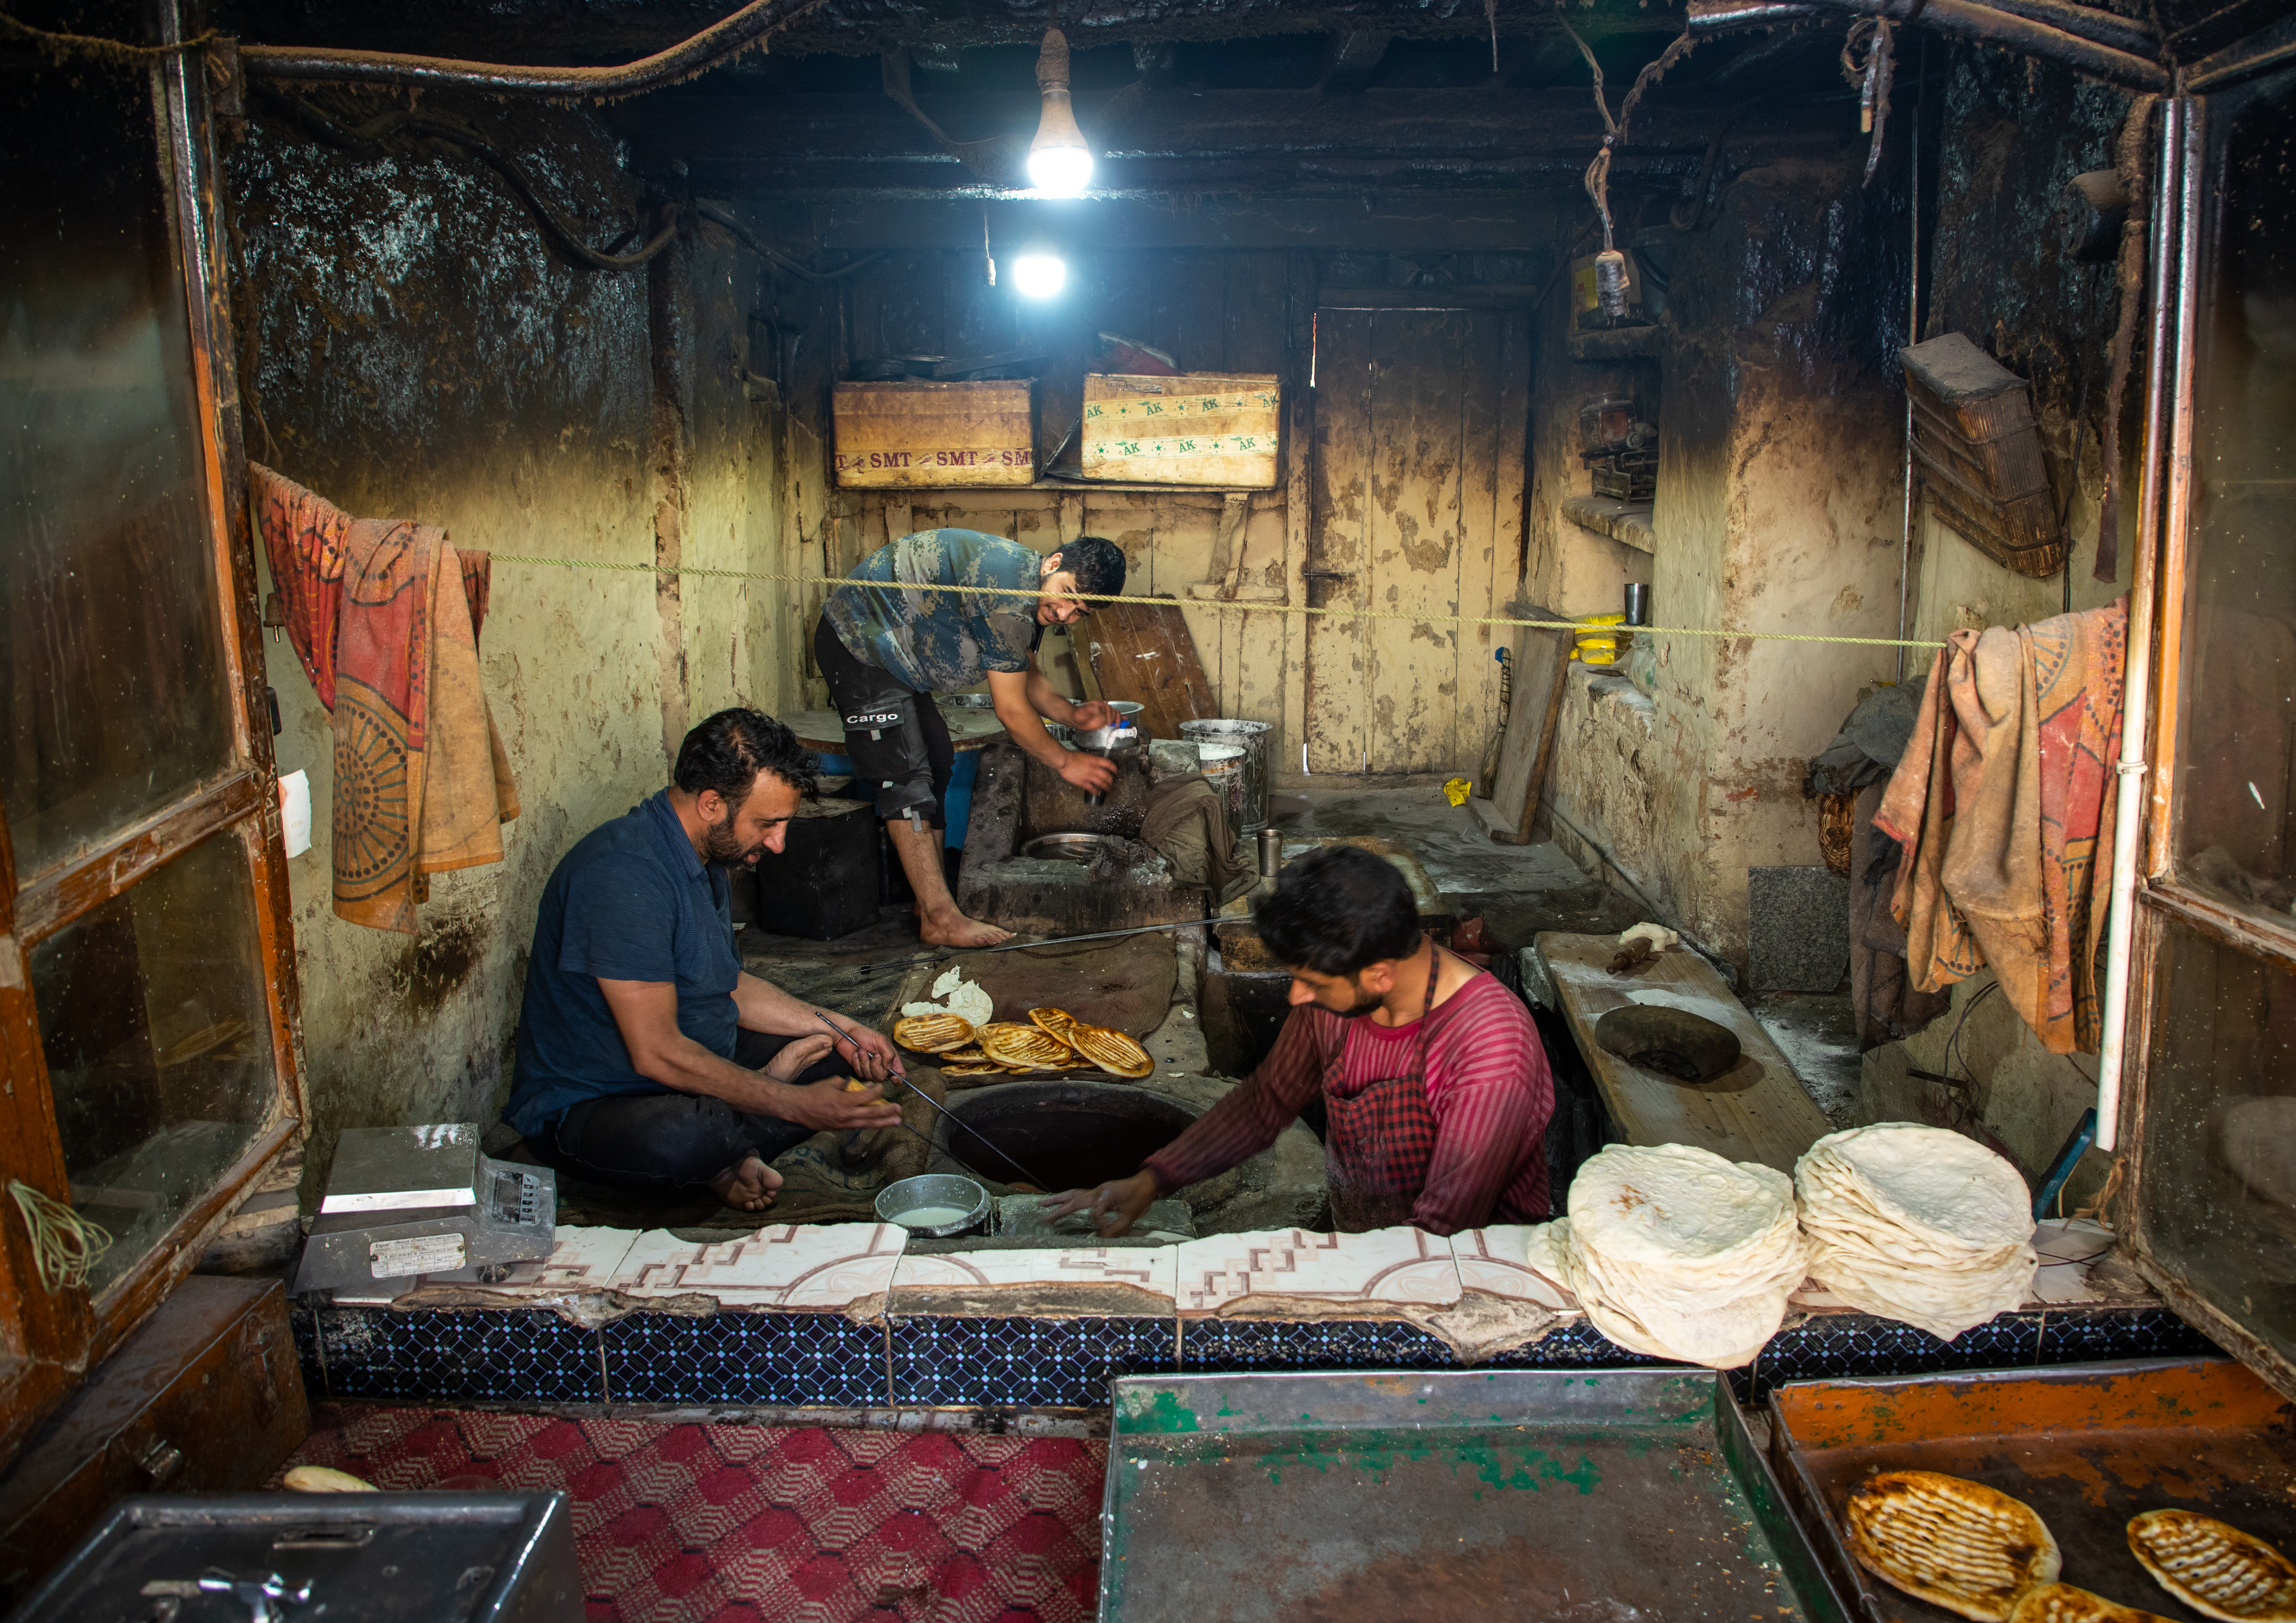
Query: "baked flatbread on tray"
939 1061 1008 1078
2008 1583 2175 1623
1069 1024 1153 1079
1028 1006 1081 1039
2128 1510 2296 1623
1844 1471 2061 1622
893 1012 976 1053
977 1022 1077 1072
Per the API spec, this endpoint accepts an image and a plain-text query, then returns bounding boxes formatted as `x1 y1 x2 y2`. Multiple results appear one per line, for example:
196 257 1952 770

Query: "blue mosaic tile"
1746 1311 2042 1402
2038 1307 2220 1367
1487 1318 1670 1370
1179 1316 1454 1373
890 1315 1176 1407
314 1307 603 1403
603 1312 887 1406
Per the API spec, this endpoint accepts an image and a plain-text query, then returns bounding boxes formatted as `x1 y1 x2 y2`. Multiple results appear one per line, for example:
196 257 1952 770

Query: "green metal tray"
1100 1366 1851 1621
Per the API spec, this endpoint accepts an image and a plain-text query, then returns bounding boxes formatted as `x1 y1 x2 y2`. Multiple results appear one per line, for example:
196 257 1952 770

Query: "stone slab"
1747 864 1851 993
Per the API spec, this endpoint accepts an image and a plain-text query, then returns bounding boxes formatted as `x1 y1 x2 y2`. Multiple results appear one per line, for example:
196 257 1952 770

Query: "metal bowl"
1022 832 1114 864
874 1173 991 1236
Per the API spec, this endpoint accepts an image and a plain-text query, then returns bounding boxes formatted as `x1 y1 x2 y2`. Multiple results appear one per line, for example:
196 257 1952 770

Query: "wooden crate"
1080 373 1280 488
833 380 1035 488
1901 333 2065 578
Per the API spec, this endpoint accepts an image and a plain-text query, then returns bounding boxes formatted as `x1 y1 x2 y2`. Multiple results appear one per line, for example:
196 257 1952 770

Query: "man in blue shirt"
506 709 903 1211
817 528 1129 949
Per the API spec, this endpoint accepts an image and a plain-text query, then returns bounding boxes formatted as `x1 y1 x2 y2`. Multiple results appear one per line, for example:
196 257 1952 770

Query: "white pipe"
2093 97 2192 1154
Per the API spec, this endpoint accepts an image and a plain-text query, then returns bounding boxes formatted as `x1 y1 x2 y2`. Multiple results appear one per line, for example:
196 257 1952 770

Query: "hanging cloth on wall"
1875 598 2126 1054
251 464 520 934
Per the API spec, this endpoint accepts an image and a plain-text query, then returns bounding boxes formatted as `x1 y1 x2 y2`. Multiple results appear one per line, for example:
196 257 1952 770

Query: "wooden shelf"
1562 493 1656 554
842 481 1279 496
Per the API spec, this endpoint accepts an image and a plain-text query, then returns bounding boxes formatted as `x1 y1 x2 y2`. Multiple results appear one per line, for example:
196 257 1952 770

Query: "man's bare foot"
708 1154 783 1212
919 908 1013 949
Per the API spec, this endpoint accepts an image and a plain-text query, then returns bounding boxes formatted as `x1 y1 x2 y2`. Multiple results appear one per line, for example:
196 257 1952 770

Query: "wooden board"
1082 598 1216 743
833 379 1035 487
1081 372 1280 488
1471 604 1574 844
1532 931 1833 1177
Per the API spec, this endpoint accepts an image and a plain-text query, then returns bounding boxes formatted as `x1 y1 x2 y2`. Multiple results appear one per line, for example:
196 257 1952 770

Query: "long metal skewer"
811 1011 1057 1190
853 915 1210 976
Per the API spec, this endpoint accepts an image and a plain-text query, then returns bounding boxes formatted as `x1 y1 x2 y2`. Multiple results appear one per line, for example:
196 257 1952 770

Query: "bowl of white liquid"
875 1173 991 1237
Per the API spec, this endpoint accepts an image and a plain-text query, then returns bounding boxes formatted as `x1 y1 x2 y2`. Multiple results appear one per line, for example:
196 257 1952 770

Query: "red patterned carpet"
282 1404 1106 1623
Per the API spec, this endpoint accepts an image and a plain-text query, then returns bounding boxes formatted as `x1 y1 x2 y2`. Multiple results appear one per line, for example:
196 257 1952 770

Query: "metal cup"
1258 828 1283 881
1623 582 1651 626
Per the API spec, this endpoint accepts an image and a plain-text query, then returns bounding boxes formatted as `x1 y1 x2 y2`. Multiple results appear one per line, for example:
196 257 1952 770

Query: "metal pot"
874 1173 991 1237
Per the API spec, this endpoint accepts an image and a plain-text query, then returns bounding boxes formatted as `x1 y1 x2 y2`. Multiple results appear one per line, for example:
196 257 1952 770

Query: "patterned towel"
253 465 518 933
1877 599 2125 1054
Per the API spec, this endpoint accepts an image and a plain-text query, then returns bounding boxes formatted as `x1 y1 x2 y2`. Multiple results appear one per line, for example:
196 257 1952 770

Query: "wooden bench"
1531 931 1833 1176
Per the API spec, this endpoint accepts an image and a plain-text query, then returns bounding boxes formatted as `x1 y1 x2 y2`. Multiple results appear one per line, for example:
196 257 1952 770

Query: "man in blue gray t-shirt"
818 528 1128 948
505 709 903 1211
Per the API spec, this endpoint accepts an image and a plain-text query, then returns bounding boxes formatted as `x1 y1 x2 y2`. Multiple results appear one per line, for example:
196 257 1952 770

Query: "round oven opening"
936 1081 1197 1190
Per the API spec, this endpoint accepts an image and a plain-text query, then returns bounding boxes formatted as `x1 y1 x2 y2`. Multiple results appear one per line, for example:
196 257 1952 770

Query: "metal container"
1021 833 1114 865
10 1492 582 1623
1178 719 1273 832
1768 1358 2296 1623
1257 827 1283 880
1624 581 1651 625
1102 1368 1848 1622
873 1172 991 1237
1195 742 1247 829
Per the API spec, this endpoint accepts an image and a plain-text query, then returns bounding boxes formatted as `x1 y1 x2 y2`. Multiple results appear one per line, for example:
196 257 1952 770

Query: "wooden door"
1305 305 1529 775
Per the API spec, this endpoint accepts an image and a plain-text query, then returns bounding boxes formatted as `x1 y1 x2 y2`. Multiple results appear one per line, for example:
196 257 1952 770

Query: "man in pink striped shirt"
1044 845 1554 1237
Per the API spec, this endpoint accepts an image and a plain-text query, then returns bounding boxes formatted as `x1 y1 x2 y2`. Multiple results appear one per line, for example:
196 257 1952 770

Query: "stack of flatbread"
1528 1143 1808 1369
1796 1122 2038 1340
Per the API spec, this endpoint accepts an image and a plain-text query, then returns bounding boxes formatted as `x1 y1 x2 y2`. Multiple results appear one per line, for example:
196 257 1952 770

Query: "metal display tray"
5 1492 582 1623
1100 1367 1850 1622
1767 1357 2296 1623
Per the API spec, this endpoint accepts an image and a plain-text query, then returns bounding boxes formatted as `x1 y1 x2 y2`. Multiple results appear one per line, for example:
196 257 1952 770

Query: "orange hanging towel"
1875 598 2125 1054
252 465 520 934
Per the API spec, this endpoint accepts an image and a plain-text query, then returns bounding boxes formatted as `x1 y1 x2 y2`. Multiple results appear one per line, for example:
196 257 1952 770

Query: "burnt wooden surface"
1902 333 2064 576
0 1276 308 1608
1082 602 1218 744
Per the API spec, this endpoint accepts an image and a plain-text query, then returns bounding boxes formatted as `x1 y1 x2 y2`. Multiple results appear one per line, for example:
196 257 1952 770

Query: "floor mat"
281 1404 1105 1623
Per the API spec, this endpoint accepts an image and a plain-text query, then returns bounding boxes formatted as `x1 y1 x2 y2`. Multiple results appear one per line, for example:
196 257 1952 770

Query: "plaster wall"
1539 156 1911 964
228 113 796 1195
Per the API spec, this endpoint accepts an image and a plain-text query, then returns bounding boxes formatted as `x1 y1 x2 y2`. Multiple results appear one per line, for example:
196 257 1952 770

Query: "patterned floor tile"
889 1316 1176 1407
281 1405 1103 1622
603 1313 889 1407
313 1306 605 1403
1174 1227 1461 1314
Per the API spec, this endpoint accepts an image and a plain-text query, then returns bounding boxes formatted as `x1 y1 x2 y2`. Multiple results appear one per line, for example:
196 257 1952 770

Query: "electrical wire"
694 202 890 284
8 1179 110 1294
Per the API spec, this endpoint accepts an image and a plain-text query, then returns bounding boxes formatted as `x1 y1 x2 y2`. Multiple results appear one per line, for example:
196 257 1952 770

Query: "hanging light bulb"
1012 252 1067 299
1026 27 1094 196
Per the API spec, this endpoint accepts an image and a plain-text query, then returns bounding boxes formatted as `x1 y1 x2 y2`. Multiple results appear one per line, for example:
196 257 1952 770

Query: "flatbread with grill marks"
1029 1007 1081 1039
2008 1583 2175 1623
893 1013 976 1053
2128 1510 2296 1622
977 1021 1077 1072
1069 1024 1153 1079
1844 1471 2061 1622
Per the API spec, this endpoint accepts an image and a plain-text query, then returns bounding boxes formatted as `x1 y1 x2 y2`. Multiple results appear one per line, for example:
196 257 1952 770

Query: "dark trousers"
531 1028 847 1193
811 615 955 827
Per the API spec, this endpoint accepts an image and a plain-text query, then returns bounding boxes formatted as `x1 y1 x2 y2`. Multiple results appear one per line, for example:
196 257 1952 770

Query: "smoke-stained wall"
227 105 806 1195
1534 140 1914 963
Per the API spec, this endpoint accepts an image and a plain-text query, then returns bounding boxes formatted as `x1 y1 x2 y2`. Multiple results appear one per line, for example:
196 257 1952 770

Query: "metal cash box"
292 1124 554 1295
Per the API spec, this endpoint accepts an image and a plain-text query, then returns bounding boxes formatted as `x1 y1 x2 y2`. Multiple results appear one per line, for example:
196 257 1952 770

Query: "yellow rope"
486 554 1947 650
8 1179 111 1294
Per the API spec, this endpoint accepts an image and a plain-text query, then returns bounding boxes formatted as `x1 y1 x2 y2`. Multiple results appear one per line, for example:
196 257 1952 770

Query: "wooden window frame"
0 0 306 1459
2114 82 2296 1401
